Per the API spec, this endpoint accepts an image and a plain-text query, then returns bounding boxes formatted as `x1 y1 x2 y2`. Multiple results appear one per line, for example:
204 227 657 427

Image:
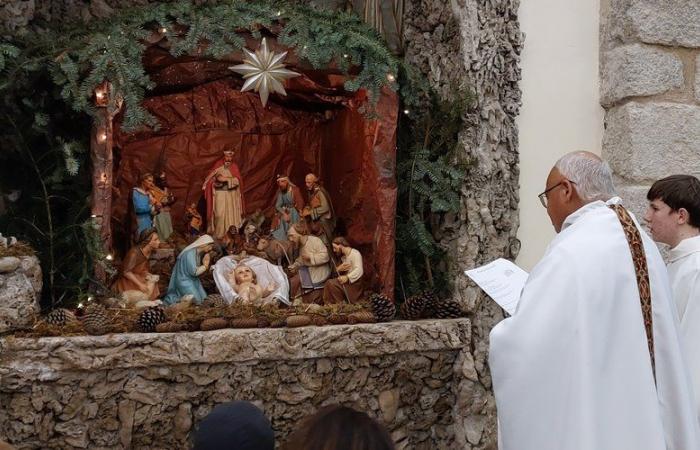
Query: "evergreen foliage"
395 90 474 299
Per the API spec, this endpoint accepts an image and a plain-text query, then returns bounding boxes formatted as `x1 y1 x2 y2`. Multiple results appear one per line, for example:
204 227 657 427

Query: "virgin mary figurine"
163 235 215 305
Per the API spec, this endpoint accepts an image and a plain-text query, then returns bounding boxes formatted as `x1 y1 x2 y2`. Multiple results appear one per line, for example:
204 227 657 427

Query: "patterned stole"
609 204 656 383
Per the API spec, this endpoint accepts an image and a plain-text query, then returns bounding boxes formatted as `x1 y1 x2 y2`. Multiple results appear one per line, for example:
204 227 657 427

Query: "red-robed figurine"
202 149 245 239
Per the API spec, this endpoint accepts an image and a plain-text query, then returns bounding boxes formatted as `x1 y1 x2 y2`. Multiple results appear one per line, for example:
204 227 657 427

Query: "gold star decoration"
229 38 301 107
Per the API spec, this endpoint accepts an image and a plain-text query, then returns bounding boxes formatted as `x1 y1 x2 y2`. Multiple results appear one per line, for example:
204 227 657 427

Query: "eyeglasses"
538 180 575 208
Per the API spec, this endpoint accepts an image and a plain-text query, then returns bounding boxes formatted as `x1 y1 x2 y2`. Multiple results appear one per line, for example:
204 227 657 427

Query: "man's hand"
338 275 349 284
337 262 351 273
202 253 211 268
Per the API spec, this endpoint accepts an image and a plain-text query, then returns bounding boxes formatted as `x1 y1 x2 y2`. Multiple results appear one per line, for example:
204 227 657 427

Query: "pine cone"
230 318 258 329
311 315 329 326
370 293 395 322
420 290 439 318
202 294 226 308
400 291 432 320
286 314 312 328
200 318 229 331
137 306 167 332
328 314 348 325
347 311 376 324
45 308 77 327
270 319 287 328
155 322 189 333
83 304 110 335
435 300 464 319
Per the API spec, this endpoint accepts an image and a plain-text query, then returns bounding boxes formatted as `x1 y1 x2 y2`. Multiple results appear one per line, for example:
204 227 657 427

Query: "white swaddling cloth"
213 255 290 305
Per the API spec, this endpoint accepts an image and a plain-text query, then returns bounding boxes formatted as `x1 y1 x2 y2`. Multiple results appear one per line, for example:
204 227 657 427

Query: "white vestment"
668 234 700 420
489 198 700 450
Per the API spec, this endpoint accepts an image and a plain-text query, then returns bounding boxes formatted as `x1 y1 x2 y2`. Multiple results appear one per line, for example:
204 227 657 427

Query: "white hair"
554 152 617 202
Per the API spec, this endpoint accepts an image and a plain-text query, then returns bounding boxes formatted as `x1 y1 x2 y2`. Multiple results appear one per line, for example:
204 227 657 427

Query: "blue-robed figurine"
270 175 305 241
164 234 215 305
133 173 156 236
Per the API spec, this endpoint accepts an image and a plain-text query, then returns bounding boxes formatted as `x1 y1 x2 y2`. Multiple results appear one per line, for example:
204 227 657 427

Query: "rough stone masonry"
601 0 700 221
0 320 476 449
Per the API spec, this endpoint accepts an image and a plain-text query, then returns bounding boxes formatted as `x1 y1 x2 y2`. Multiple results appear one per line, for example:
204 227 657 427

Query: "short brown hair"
647 175 700 228
282 405 394 450
332 236 351 248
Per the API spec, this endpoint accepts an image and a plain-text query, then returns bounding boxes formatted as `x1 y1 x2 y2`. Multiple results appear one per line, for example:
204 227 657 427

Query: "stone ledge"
601 44 683 106
0 319 471 374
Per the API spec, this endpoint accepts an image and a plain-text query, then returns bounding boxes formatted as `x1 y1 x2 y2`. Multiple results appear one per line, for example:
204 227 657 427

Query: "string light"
403 109 410 115
386 73 396 82
105 254 113 261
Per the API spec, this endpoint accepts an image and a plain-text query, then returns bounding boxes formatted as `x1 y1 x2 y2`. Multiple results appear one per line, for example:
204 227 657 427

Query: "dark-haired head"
137 227 159 246
646 175 700 228
282 405 394 450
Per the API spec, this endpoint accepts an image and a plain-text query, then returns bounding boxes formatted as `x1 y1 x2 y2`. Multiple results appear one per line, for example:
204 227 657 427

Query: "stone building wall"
0 320 474 449
601 0 700 220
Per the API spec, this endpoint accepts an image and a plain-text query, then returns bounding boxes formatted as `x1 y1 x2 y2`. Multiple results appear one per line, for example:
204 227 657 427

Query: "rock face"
0 320 472 449
0 255 41 334
602 0 700 222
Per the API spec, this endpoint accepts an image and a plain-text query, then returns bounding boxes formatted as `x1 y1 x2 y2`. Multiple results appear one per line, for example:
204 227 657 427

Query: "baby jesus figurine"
227 264 277 306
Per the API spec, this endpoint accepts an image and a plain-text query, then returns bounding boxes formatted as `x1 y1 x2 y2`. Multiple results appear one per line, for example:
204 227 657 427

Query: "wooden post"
90 82 117 284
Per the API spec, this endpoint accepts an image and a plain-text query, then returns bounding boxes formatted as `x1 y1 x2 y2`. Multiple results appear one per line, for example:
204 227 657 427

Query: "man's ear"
677 207 690 225
562 179 577 201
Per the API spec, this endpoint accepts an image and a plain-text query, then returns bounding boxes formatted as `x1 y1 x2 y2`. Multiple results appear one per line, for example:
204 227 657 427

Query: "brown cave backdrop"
109 35 398 296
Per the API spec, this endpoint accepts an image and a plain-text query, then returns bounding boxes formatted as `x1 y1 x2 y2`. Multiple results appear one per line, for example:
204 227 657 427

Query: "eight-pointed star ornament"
228 38 301 107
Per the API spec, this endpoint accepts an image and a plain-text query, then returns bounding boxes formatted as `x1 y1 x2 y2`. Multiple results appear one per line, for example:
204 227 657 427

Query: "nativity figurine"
185 203 203 237
271 175 304 241
322 236 364 304
133 173 157 236
163 234 215 305
302 173 336 245
227 264 277 306
147 171 175 242
287 222 330 303
112 227 161 301
202 149 244 239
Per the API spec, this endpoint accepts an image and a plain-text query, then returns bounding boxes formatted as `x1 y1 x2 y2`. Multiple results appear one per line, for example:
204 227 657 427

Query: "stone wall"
0 320 474 449
601 0 700 220
402 1 522 447
0 255 41 334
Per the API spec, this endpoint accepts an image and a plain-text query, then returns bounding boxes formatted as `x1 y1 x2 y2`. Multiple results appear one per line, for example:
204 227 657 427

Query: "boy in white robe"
489 152 700 450
644 174 700 419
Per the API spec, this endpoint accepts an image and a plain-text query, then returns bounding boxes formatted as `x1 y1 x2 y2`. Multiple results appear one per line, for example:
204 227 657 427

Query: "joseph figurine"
202 149 244 239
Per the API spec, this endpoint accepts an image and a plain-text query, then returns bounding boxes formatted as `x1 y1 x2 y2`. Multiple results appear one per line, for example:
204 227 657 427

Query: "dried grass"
0 242 35 258
13 302 373 338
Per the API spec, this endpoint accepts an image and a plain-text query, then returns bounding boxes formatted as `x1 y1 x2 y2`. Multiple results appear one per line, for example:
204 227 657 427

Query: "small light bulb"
90 214 97 218
403 109 410 115
160 27 167 33
95 90 104 99
87 296 94 302
105 254 113 261
98 133 107 142
386 73 396 82
78 302 84 308
343 54 349 58
276 10 282 16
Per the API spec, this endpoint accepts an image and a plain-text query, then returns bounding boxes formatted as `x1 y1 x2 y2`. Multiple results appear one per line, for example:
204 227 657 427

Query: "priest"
489 152 700 450
202 149 244 239
644 174 700 419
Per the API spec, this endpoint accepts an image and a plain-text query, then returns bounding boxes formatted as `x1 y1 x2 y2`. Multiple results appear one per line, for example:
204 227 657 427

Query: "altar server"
645 174 700 419
489 152 700 450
